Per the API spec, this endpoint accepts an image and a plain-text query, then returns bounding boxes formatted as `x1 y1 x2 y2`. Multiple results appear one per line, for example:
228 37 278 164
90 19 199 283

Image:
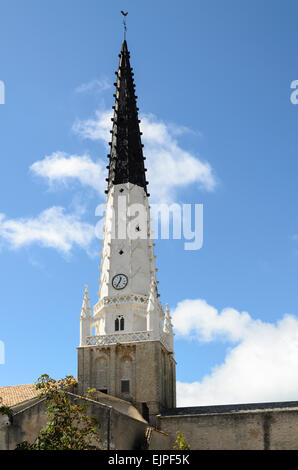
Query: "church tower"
77 40 176 423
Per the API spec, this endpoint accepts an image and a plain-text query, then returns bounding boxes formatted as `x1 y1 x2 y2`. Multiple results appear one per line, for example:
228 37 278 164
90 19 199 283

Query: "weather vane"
121 11 128 40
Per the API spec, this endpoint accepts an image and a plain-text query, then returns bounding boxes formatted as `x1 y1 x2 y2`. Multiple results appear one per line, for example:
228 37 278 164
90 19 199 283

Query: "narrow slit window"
115 318 120 331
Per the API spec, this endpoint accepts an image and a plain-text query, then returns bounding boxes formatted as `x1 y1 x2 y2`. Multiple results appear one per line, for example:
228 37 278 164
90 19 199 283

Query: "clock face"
112 274 128 290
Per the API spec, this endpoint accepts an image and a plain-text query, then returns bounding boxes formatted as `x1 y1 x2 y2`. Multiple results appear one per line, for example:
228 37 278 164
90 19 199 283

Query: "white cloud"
172 299 254 342
30 152 106 195
72 110 216 202
0 207 96 254
75 78 111 94
172 298 298 406
73 110 111 144
141 114 216 200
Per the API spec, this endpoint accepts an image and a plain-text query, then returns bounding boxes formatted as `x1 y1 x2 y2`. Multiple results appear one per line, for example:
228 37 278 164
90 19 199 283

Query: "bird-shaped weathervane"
121 11 128 40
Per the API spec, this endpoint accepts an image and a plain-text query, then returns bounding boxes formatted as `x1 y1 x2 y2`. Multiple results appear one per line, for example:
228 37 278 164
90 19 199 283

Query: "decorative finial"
164 303 174 335
81 284 91 318
121 11 128 40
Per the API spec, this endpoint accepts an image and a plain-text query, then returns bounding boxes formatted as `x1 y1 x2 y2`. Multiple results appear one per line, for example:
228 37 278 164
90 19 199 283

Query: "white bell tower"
77 40 176 422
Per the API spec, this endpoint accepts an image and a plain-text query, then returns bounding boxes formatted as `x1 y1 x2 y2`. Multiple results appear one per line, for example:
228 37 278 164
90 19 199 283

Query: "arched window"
115 316 125 332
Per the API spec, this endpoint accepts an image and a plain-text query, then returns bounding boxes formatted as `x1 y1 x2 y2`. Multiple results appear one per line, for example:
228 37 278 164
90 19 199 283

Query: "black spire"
106 40 148 194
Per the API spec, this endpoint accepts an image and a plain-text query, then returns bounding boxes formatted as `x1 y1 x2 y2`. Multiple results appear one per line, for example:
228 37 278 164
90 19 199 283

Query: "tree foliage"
173 431 191 450
0 398 13 424
16 374 102 450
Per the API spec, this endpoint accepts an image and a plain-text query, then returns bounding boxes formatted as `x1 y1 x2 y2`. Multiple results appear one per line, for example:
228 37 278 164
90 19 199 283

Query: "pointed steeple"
77 37 176 412
106 40 148 194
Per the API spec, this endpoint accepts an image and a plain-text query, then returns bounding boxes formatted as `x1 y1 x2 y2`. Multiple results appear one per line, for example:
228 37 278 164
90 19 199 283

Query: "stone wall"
78 340 176 424
0 398 48 450
0 392 169 450
4 393 298 450
157 403 298 450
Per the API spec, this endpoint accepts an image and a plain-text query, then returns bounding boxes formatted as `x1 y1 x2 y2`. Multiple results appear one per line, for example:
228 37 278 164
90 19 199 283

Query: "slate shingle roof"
161 401 298 416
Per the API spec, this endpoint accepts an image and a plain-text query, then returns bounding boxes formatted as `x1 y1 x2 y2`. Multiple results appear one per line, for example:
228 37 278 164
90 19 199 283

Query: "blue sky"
1 0 298 406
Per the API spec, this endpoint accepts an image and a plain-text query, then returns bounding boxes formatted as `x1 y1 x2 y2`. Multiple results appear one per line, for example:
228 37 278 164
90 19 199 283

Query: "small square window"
121 380 130 393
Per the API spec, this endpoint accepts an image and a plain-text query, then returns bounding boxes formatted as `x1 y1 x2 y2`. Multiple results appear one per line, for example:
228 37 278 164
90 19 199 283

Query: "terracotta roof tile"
0 384 39 407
